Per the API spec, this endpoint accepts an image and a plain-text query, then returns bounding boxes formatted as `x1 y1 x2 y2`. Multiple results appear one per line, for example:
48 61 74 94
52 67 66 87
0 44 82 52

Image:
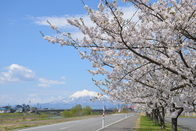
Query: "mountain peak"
37 89 117 109
70 89 98 98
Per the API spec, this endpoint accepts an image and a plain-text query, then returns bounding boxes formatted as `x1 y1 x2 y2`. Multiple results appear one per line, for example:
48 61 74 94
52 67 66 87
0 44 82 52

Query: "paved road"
99 114 139 131
15 113 138 131
166 117 196 131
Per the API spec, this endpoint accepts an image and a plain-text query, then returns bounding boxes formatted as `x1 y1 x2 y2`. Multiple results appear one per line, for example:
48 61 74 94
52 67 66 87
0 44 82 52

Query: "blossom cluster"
44 0 195 117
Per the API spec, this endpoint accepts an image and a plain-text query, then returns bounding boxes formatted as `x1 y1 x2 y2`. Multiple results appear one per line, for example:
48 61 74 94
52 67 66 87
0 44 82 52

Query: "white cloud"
27 93 65 104
0 64 66 87
0 64 36 84
31 5 138 39
0 91 70 105
37 78 65 87
30 14 95 29
30 15 70 28
31 6 137 27
121 6 139 21
37 83 50 88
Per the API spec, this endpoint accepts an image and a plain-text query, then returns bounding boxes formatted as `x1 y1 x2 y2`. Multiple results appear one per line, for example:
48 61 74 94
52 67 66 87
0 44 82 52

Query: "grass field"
179 115 196 118
138 116 182 131
0 113 101 131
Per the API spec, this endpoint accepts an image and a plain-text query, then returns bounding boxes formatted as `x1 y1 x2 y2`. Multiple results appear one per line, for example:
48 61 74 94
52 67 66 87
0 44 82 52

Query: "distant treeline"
62 104 92 117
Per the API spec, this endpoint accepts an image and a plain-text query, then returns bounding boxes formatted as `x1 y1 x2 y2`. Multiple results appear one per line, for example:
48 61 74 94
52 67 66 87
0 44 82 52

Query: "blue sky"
0 0 101 105
0 0 139 106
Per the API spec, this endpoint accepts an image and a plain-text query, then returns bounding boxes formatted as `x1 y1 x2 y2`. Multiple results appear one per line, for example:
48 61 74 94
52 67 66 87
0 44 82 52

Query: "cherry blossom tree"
43 0 195 130
95 65 194 129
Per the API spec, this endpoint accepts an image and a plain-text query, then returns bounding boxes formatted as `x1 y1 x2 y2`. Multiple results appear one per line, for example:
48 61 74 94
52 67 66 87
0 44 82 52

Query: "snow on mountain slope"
39 90 117 109
70 89 98 98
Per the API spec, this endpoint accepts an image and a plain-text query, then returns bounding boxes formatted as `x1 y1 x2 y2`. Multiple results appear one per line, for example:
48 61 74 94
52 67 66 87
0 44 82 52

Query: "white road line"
111 114 122 115
95 116 131 131
59 127 69 130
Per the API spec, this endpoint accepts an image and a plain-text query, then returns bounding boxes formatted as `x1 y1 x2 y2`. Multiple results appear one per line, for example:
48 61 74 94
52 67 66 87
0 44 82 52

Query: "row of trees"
1 104 37 113
43 0 195 130
62 104 92 117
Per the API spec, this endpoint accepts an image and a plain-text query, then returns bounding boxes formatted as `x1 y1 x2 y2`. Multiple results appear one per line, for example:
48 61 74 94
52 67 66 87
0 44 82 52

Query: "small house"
0 107 6 113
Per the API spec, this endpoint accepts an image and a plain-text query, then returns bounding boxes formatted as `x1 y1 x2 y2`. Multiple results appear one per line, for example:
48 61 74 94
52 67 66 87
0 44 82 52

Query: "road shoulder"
99 113 139 131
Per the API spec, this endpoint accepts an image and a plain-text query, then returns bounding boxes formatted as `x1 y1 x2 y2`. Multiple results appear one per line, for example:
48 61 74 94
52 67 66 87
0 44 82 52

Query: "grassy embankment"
0 110 102 131
137 115 182 131
179 115 196 118
0 113 101 131
0 112 56 131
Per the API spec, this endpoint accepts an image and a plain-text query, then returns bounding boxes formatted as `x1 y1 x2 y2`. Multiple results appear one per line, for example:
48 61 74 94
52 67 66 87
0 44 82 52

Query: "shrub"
82 106 92 115
62 105 92 117
62 110 73 117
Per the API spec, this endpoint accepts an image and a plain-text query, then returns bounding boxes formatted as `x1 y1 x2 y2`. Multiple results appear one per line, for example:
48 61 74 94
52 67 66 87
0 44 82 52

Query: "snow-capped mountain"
39 90 117 109
70 90 98 98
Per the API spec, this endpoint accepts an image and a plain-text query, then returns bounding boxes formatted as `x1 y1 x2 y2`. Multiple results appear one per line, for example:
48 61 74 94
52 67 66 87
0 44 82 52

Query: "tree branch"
178 50 190 68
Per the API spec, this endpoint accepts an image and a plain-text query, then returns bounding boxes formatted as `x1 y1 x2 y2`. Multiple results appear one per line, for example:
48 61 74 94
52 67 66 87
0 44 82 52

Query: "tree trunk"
155 109 160 125
172 118 178 131
160 106 165 129
162 109 165 129
153 109 159 124
150 110 154 121
171 104 184 131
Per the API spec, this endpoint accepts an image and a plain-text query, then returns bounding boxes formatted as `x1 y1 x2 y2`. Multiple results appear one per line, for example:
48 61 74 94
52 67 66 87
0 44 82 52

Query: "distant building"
0 107 11 113
129 105 134 111
0 105 37 113
0 107 6 113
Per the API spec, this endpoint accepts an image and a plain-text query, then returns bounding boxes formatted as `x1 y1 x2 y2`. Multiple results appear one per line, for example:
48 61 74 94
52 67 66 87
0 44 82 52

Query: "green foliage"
62 110 73 117
22 116 26 121
39 113 47 120
138 116 182 131
71 104 82 115
179 115 196 118
82 106 92 115
62 105 92 118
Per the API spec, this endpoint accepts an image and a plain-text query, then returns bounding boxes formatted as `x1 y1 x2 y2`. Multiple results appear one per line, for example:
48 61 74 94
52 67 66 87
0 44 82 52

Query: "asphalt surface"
15 113 139 131
99 114 139 131
165 117 196 131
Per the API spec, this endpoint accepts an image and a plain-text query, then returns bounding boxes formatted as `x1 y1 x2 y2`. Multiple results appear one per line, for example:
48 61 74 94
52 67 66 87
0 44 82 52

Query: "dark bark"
161 106 165 129
154 109 159 125
171 103 184 131
172 118 178 131
157 106 166 129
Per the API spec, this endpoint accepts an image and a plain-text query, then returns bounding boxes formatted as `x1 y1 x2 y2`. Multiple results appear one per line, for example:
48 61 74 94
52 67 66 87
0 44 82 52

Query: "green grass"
0 113 102 131
138 116 182 131
179 115 196 118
